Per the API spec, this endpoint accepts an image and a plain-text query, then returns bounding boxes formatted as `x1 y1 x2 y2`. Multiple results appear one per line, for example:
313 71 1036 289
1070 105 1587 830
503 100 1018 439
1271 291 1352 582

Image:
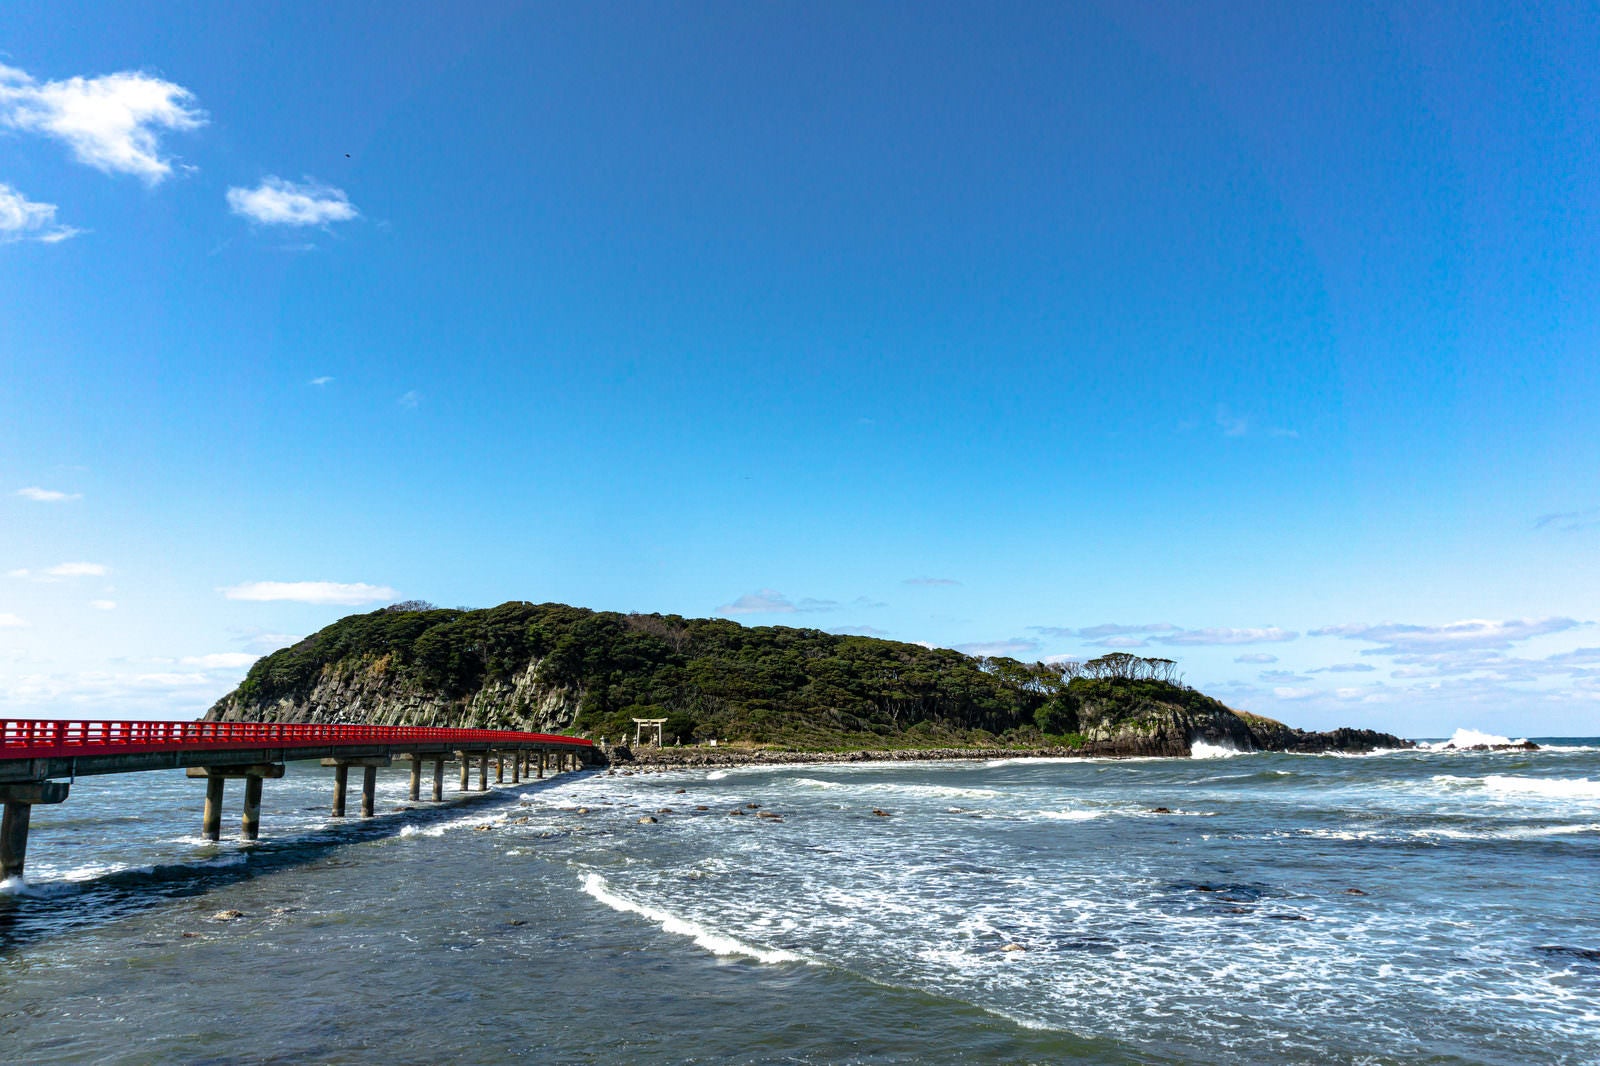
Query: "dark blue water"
2 736 1597 1063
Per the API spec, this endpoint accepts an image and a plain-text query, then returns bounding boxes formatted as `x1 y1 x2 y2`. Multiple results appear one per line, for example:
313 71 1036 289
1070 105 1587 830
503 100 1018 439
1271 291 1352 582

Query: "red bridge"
0 718 596 884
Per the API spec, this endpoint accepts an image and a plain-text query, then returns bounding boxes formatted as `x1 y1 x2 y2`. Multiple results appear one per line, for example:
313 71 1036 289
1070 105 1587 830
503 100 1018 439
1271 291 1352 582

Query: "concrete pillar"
332 762 349 817
478 753 489 792
537 751 546 778
361 765 377 818
512 751 521 783
203 775 225 841
459 754 470 792
1 802 32 881
409 758 422 802
241 775 263 841
432 758 445 802
496 754 505 784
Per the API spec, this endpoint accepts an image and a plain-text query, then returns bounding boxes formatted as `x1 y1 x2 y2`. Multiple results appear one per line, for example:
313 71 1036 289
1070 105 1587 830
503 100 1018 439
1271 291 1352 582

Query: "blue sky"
3 1 1598 736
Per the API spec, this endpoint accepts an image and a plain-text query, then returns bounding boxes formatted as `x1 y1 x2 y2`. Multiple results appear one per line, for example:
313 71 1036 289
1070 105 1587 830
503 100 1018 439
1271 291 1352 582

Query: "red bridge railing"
0 719 594 761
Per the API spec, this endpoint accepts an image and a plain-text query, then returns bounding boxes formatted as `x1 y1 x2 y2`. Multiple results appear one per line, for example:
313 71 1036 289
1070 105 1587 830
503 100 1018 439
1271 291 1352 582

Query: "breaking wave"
580 872 804 964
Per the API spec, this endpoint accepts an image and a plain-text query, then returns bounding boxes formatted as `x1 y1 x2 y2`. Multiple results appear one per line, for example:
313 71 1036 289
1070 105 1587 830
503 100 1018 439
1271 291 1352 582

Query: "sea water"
1 736 1597 1064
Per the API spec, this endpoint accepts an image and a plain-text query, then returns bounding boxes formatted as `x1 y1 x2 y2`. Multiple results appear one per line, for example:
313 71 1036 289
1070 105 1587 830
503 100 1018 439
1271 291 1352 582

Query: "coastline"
608 745 1177 771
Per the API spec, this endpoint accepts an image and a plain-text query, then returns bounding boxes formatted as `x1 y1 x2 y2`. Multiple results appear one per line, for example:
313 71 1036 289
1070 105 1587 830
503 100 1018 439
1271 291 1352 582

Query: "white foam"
1191 740 1249 759
794 778 998 800
1483 775 1600 801
1035 809 1104 821
579 872 803 964
705 771 729 780
0 874 28 895
1424 728 1529 750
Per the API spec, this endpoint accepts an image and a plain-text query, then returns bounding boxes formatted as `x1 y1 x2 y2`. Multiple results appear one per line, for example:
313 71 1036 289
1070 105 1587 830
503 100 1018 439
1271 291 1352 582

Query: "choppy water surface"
2 737 1598 1064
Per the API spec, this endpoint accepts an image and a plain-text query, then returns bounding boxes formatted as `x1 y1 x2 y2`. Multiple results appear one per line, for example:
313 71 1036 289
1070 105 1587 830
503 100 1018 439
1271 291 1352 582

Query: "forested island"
206 601 1407 758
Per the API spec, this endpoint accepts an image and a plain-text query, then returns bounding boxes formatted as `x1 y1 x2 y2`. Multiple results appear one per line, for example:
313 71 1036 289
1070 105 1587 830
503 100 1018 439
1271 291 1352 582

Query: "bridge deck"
0 719 593 782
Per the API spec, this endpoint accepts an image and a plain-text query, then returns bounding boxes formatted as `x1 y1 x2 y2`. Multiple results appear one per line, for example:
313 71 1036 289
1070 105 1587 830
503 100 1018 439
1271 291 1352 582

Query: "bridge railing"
0 719 593 761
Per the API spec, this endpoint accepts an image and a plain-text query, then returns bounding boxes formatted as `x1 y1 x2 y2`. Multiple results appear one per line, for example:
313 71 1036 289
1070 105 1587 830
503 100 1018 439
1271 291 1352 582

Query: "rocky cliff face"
206 654 584 734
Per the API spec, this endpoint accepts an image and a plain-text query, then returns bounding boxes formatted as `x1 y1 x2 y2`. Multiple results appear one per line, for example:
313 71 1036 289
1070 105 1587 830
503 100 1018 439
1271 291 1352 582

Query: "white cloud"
1160 626 1298 646
45 561 109 578
309 376 334 386
0 62 205 183
397 390 421 410
1311 617 1581 655
952 638 1042 658
718 589 842 615
1235 653 1279 664
88 599 116 611
15 485 81 501
238 631 302 653
227 176 358 226
0 184 79 243
1271 686 1318 700
180 652 258 670
0 613 26 628
220 581 397 605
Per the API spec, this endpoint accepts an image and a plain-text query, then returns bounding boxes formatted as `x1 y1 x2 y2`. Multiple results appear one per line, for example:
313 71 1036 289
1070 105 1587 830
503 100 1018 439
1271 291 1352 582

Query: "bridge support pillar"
187 766 282 839
319 758 389 818
538 751 546 779
496 754 504 784
0 782 69 882
332 762 349 818
408 757 422 802
202 775 225 841
458 753 470 792
432 758 445 802
478 753 489 792
511 751 521 783
1 802 31 882
241 775 263 840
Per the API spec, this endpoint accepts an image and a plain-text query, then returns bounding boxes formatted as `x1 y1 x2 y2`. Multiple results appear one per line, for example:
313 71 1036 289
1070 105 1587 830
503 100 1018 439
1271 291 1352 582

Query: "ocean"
2 732 1597 1064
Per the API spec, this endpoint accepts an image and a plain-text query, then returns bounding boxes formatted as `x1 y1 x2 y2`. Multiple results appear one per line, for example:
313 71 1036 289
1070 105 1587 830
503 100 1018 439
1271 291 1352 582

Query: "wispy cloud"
88 599 116 611
0 613 25 628
397 390 421 410
1535 508 1600 533
1161 626 1298 646
237 631 302 654
14 485 81 502
0 184 79 243
951 638 1042 659
904 577 961 587
45 561 109 578
309 376 334 386
1311 662 1376 673
718 589 839 615
1234 653 1278 664
1311 617 1581 655
220 581 397 606
0 62 205 183
1215 405 1297 440
180 652 258 670
227 176 358 226
1029 622 1294 648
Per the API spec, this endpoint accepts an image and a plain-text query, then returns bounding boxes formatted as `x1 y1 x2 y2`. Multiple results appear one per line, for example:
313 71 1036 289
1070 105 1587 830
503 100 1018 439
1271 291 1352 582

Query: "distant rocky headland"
206 601 1410 759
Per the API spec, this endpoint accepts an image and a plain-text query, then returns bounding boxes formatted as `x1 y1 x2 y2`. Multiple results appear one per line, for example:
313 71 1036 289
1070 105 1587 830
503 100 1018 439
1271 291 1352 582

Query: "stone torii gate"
632 717 667 747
